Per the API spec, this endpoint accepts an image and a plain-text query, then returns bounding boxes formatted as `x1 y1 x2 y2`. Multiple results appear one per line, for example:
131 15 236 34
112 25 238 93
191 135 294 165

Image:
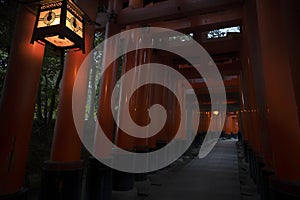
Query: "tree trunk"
47 51 64 125
37 84 43 123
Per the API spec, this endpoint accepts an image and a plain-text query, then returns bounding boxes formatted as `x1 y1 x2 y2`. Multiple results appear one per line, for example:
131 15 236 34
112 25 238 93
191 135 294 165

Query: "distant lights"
213 110 219 116
240 109 258 113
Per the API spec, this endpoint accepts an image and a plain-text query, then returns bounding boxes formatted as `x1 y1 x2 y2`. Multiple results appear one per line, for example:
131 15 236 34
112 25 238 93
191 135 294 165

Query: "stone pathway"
145 140 241 200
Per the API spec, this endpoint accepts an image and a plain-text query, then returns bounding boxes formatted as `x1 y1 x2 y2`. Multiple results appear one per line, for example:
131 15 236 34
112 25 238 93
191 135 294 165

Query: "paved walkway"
146 140 241 200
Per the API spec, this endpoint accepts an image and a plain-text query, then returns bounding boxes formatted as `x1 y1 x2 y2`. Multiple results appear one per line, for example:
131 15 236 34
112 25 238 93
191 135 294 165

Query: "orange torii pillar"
113 27 142 195
114 36 138 152
231 115 239 139
223 114 232 139
242 0 274 170
164 81 178 162
84 0 123 200
242 1 276 198
162 76 176 161
133 48 152 152
239 22 266 184
174 79 187 155
190 108 200 146
153 76 169 149
197 112 210 145
240 18 259 153
254 0 300 198
147 55 163 151
115 0 144 153
154 56 174 150
0 5 45 199
113 0 146 195
146 53 167 171
201 112 211 142
123 5 152 172
133 48 152 149
130 48 153 195
38 1 98 200
240 70 262 182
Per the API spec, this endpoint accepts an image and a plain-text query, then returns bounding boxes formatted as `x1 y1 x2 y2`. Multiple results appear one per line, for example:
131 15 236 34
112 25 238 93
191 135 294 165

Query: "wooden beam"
191 78 240 89
179 62 242 79
202 34 242 55
118 0 243 26
149 7 242 31
157 34 242 56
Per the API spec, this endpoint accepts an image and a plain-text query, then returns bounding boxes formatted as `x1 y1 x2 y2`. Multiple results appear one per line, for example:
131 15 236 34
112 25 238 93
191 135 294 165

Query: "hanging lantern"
31 0 85 52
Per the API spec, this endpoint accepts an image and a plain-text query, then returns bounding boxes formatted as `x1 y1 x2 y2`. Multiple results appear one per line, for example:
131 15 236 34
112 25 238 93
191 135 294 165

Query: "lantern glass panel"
66 10 83 38
37 8 61 28
45 35 75 47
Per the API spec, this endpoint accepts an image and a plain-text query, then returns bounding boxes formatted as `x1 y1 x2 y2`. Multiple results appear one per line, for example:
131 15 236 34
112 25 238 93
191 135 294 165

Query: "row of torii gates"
0 0 300 200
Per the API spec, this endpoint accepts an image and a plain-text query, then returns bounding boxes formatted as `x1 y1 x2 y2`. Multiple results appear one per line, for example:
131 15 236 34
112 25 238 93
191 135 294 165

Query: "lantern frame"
31 0 86 52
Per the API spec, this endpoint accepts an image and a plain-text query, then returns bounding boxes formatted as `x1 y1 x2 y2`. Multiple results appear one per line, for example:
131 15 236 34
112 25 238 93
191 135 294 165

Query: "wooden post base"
0 188 28 200
39 161 83 200
269 176 300 200
85 157 112 200
112 170 134 191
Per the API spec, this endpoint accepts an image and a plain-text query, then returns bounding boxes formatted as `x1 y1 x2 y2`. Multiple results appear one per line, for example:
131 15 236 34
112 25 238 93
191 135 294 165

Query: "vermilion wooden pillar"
147 86 162 149
112 0 144 195
93 0 122 159
133 49 152 150
115 0 145 152
147 57 162 150
240 6 271 185
239 90 249 144
197 111 208 145
241 61 260 152
0 5 45 198
242 0 273 170
255 0 300 198
39 1 98 200
85 1 123 199
50 0 98 162
152 86 168 146
130 48 153 193
155 57 173 146
176 80 187 141
200 113 210 133
242 1 275 198
173 79 187 155
114 26 139 151
112 34 138 193
223 115 232 137
232 116 239 136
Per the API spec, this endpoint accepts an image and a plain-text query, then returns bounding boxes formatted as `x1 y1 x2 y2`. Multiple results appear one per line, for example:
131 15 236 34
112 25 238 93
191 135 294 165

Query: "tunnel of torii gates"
0 0 299 199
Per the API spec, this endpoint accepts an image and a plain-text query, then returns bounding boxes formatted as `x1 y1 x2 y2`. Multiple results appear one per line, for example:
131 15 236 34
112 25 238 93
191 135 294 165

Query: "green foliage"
35 46 63 126
0 1 17 97
94 31 105 46
84 32 105 119
0 2 107 128
0 1 17 51
0 50 8 95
